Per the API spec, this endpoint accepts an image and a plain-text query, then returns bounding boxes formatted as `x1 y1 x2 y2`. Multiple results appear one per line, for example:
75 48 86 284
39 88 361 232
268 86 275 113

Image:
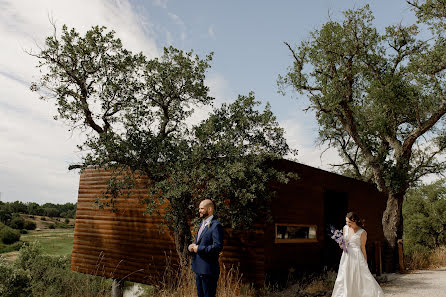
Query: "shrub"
44 207 60 218
403 180 446 256
24 220 36 230
406 246 446 270
55 223 73 229
0 226 20 244
0 241 23 253
48 224 55 229
14 242 111 297
9 216 25 230
20 229 28 234
0 209 12 225
0 256 31 297
64 218 70 224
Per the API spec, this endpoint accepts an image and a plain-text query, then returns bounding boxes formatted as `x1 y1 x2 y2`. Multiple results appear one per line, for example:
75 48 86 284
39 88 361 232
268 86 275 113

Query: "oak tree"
279 3 446 261
31 25 294 264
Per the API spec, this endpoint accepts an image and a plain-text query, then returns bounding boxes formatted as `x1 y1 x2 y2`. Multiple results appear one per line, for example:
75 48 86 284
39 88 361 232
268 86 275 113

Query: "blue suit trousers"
195 273 219 297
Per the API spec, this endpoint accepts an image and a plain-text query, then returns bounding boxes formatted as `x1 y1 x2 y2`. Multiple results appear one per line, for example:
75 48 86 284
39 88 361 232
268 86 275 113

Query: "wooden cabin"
71 159 388 286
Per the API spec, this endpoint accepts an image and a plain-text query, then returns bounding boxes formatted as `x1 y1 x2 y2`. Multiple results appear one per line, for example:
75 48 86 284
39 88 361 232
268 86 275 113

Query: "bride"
331 212 385 297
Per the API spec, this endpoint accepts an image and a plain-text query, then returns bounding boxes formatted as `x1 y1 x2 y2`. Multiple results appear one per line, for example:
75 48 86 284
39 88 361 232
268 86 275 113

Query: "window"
275 224 317 243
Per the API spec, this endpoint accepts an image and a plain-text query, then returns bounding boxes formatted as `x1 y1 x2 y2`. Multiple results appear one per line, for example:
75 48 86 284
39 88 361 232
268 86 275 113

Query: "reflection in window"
275 224 317 242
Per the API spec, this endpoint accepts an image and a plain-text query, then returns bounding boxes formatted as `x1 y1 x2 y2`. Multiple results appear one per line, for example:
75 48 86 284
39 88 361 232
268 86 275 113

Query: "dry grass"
147 259 250 297
406 246 446 270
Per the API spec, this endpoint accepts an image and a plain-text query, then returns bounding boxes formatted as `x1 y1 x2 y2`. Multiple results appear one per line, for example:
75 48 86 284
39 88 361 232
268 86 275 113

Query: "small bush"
14 242 112 297
0 226 20 244
9 216 25 230
48 224 55 229
23 220 36 230
406 246 446 270
40 216 46 221
28 215 35 219
64 218 70 224
0 241 23 253
0 256 31 297
20 229 28 234
55 223 73 229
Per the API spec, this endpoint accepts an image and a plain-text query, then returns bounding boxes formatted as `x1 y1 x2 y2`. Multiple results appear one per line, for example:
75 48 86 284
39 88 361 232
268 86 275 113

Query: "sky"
0 0 420 204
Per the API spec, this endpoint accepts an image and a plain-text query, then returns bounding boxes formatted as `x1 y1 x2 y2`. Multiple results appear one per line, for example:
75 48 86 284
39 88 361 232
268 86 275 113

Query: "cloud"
152 0 168 9
168 12 184 26
167 12 186 41
208 24 216 40
0 0 158 203
280 116 343 171
186 72 234 128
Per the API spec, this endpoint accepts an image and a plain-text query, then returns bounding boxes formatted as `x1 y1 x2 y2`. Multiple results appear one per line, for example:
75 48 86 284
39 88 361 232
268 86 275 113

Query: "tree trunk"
381 192 405 271
173 215 193 268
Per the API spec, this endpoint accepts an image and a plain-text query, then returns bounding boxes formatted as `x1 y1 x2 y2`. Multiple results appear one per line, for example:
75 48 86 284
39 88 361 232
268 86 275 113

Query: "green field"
20 229 74 256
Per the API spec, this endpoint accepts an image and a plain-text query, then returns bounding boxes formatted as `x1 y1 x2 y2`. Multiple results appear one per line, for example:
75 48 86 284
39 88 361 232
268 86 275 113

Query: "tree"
146 93 295 263
278 3 446 260
403 179 446 255
10 201 28 214
31 25 295 264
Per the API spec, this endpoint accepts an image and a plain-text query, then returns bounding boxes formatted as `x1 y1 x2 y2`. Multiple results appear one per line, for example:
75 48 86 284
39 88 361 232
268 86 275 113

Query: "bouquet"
329 225 348 253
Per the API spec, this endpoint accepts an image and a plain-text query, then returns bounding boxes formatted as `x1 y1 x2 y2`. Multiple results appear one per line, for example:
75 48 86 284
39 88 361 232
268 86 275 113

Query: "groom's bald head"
199 199 215 218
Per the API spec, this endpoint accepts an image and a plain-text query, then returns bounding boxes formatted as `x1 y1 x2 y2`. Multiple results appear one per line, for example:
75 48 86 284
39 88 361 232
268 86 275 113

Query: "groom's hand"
193 244 198 253
188 243 195 252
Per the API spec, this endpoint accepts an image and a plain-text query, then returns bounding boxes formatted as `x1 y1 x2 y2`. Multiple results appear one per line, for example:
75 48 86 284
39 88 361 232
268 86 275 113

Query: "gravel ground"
381 267 446 297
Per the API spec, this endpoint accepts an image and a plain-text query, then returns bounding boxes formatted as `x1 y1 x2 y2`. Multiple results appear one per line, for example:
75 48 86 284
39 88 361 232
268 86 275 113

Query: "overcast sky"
0 0 419 204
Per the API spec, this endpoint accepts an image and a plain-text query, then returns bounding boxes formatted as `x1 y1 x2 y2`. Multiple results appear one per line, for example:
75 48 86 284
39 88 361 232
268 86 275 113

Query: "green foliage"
48 224 55 229
0 201 77 224
403 179 446 255
31 23 295 262
278 3 446 246
44 207 60 218
0 241 23 253
9 201 28 214
9 216 25 229
0 208 11 225
24 220 37 230
9 242 111 297
0 256 31 297
55 222 73 229
0 223 20 244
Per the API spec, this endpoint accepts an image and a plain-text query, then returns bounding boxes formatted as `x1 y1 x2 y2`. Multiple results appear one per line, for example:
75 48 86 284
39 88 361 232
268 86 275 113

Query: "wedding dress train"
331 226 384 297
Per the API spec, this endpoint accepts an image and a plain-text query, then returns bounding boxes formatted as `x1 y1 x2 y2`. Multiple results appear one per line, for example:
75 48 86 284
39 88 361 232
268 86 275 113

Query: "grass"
406 246 446 270
20 229 74 257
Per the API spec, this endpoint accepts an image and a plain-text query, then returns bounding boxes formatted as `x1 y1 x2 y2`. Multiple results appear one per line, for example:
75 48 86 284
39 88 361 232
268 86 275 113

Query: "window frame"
274 223 318 243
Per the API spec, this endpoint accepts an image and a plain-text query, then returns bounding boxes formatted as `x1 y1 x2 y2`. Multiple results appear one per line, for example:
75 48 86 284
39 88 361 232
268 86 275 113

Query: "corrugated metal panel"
71 168 265 285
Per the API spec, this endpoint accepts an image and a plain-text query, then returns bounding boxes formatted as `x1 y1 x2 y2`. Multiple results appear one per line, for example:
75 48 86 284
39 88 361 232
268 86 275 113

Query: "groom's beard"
200 210 209 218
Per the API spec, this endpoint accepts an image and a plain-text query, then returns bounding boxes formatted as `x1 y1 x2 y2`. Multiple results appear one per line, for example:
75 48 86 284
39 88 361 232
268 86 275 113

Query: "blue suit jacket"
192 218 224 275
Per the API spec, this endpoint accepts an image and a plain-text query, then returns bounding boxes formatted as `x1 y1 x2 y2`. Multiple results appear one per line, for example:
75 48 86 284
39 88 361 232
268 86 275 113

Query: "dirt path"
382 267 446 297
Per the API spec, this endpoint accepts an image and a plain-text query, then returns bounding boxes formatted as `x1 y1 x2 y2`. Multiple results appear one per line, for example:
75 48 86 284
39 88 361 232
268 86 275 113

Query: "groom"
188 199 224 297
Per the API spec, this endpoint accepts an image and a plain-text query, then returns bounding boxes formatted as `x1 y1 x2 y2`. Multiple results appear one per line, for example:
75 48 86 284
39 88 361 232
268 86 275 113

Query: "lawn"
20 228 74 257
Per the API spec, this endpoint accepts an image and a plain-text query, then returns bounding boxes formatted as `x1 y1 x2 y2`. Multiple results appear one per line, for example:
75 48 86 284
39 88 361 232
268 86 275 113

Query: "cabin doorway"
323 190 348 270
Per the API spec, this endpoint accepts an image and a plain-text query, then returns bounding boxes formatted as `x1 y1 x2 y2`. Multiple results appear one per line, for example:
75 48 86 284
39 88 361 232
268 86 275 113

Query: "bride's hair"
346 211 366 228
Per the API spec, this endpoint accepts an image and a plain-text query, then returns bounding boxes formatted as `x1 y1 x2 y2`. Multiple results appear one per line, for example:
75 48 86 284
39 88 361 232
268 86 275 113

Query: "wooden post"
112 279 124 297
374 241 382 276
398 239 405 273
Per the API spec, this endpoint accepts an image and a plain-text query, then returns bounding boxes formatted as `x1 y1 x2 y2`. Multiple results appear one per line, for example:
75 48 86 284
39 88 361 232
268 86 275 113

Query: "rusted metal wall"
71 167 265 285
72 161 388 286
72 168 179 284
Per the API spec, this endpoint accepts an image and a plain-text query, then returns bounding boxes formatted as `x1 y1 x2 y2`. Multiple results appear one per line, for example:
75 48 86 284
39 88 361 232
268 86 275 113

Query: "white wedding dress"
331 225 384 297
